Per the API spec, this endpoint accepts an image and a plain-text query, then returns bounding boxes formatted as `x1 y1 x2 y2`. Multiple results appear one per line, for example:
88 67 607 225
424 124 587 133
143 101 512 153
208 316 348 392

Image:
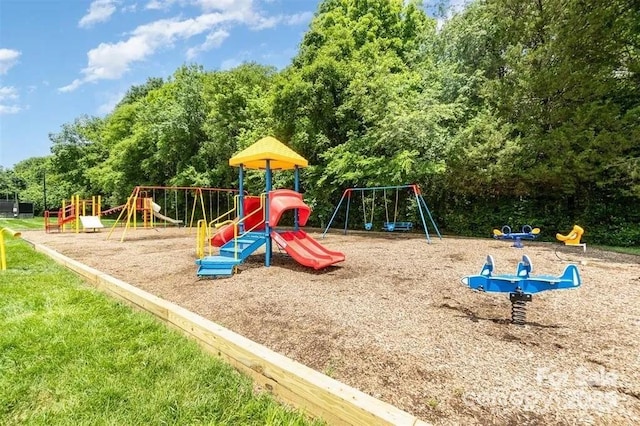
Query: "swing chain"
362 190 375 230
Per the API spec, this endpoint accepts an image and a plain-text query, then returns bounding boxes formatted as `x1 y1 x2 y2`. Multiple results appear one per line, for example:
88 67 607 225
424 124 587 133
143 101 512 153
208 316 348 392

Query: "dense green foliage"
0 235 319 425
2 0 638 245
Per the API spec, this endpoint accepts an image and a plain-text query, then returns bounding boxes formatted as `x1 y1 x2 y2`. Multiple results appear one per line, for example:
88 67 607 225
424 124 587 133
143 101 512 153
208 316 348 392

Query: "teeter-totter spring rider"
461 255 582 325
556 224 586 251
493 225 540 248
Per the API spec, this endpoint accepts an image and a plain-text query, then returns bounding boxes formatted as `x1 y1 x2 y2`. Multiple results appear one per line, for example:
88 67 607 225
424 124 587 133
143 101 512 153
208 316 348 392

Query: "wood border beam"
27 240 429 426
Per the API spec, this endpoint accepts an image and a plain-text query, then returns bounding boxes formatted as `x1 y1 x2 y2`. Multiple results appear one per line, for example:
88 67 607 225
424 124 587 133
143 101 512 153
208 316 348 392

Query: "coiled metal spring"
511 299 527 325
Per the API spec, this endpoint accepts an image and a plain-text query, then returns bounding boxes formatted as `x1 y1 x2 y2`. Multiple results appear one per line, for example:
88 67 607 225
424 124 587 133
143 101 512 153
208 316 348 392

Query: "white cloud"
196 0 253 12
122 3 138 12
0 105 22 115
61 12 239 91
59 79 84 93
62 0 310 91
147 0 254 15
0 86 21 115
79 0 118 28
186 29 230 59
251 15 279 30
97 90 126 114
145 0 176 10
283 11 313 26
0 49 21 74
249 11 313 30
0 86 18 101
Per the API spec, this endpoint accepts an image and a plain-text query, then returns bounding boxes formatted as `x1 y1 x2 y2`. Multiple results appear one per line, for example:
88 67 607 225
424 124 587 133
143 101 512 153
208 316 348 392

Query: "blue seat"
383 221 413 231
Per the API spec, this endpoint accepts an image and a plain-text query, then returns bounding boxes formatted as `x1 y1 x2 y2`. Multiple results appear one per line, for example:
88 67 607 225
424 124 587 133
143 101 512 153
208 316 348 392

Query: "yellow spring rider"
556 225 586 251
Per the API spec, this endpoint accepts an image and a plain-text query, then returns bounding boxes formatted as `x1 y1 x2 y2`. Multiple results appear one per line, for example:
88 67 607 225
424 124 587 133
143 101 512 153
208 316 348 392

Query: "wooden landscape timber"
27 239 429 426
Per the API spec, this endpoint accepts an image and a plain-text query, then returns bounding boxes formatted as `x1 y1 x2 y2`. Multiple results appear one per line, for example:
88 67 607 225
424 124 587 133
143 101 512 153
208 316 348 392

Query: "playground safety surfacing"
24 228 640 425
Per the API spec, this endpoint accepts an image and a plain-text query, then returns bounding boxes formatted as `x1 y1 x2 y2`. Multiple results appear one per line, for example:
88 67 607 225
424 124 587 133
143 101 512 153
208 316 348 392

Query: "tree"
49 115 105 196
201 63 277 190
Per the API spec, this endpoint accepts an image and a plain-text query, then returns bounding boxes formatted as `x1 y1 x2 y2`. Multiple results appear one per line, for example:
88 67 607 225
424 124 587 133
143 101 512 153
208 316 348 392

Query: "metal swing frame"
321 184 442 243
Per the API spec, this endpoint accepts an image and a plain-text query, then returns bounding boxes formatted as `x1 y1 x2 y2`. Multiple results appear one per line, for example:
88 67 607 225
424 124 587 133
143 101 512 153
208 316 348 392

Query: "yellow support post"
143 198 147 229
107 189 136 241
145 198 153 229
61 198 67 233
1 227 22 271
196 219 206 259
146 198 153 228
75 195 81 234
133 195 137 231
122 192 139 242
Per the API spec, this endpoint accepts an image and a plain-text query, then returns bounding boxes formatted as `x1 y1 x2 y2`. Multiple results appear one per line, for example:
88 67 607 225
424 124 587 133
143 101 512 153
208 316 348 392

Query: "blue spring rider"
493 225 540 248
461 255 582 324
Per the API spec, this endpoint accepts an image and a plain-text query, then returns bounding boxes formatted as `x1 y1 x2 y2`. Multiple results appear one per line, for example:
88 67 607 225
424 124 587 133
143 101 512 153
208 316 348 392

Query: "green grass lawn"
0 217 172 232
594 245 640 256
0 235 321 425
0 217 44 230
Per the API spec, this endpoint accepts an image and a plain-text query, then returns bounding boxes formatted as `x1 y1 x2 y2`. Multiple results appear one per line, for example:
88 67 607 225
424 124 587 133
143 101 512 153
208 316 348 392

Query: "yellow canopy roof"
229 136 308 170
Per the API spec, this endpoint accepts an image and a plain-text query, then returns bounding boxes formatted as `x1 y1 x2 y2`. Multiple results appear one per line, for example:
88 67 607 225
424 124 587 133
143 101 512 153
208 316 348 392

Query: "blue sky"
0 0 321 169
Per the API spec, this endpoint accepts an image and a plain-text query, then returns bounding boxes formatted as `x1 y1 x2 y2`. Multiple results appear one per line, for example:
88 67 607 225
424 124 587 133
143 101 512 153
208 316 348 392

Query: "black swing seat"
383 221 413 231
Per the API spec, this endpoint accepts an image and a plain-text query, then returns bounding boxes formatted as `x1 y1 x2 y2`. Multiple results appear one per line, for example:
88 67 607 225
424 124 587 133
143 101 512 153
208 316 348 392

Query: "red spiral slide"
268 189 310 227
211 197 265 247
211 190 344 269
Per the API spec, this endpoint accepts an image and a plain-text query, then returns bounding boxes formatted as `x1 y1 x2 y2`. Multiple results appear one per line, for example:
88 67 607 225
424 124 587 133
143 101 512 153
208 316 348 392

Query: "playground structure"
44 195 102 233
22 214 639 425
195 136 345 278
0 227 22 271
556 224 586 251
492 225 540 248
321 185 442 243
106 186 238 242
461 254 582 325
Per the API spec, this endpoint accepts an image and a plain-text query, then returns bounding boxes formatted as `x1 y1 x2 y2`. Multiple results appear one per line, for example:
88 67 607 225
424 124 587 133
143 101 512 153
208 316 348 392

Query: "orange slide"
271 230 345 270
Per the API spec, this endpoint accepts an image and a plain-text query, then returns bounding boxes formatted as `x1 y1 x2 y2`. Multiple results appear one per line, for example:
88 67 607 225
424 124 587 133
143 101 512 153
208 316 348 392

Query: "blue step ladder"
195 232 266 278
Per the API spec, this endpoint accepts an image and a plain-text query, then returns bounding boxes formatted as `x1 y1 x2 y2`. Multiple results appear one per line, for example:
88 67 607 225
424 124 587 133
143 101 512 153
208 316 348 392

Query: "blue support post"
238 165 244 233
344 190 351 235
294 165 300 231
321 190 347 238
418 194 442 239
265 160 272 267
414 190 431 243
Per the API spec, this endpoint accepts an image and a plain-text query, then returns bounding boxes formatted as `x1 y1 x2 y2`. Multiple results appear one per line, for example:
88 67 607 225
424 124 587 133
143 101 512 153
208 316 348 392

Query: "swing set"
322 184 442 243
106 185 240 242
